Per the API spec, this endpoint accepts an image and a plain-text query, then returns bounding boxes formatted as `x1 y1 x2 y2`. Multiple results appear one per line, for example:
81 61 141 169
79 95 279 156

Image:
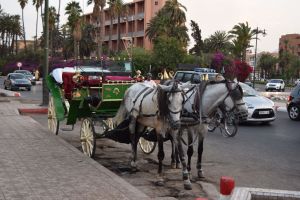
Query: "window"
182 73 193 82
155 1 158 5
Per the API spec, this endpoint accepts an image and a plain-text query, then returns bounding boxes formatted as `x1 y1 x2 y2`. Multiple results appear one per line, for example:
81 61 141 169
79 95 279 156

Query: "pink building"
83 0 167 53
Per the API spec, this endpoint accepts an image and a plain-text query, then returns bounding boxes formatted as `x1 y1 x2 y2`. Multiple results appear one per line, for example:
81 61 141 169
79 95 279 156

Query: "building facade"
279 34 300 57
83 0 167 54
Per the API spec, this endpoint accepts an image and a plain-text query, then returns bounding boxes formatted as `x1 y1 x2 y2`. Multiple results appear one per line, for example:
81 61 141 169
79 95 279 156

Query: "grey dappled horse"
165 80 247 189
111 81 186 187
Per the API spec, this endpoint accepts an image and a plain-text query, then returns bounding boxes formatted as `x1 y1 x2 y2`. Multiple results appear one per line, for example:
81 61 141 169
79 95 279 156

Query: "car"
294 78 300 86
287 84 300 121
4 73 32 91
174 70 218 83
240 82 276 124
265 79 285 92
244 80 253 88
14 70 36 85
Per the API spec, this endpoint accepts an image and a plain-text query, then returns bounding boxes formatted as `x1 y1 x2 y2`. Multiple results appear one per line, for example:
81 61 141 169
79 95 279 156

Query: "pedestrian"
134 70 144 82
35 69 40 81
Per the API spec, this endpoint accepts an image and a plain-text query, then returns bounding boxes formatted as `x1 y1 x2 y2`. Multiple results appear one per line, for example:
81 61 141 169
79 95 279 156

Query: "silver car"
240 82 276 124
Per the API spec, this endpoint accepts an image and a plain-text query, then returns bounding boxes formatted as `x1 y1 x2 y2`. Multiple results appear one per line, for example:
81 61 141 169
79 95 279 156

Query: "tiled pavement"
0 101 174 200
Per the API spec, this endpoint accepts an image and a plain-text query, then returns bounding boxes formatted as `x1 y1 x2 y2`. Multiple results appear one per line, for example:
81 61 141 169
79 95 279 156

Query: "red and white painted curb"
219 176 235 200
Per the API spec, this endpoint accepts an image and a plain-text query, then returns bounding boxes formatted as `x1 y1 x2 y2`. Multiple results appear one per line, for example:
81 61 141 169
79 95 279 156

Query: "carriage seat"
62 72 76 100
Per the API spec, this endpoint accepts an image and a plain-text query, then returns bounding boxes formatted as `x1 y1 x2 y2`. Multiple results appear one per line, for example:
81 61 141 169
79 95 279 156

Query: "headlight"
11 80 15 84
245 102 254 109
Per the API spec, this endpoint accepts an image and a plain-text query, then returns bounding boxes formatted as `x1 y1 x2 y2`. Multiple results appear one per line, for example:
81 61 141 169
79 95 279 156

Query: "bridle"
222 81 245 112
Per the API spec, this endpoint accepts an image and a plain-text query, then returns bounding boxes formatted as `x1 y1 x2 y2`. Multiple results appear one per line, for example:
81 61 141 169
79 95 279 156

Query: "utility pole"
252 27 266 89
42 0 49 105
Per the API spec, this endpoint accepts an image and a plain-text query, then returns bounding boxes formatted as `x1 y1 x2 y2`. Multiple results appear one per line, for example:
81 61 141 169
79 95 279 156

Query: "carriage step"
60 125 74 131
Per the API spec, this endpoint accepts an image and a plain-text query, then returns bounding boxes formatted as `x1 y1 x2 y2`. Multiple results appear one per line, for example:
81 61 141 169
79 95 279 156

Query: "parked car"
14 70 36 85
244 80 253 88
174 70 218 83
294 79 300 86
287 84 300 121
240 82 276 124
265 79 285 92
4 73 32 91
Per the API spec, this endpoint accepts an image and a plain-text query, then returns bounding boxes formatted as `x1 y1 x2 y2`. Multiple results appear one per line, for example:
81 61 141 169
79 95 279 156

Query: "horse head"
158 81 184 130
223 80 247 114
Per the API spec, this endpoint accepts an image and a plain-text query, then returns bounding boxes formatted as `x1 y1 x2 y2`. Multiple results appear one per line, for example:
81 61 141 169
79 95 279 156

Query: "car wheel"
4 85 7 90
27 87 31 91
278 87 281 92
265 89 268 92
288 105 300 121
282 88 285 92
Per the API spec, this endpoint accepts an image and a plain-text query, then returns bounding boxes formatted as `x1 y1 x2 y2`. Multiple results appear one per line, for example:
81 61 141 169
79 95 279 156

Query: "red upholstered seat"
62 72 75 99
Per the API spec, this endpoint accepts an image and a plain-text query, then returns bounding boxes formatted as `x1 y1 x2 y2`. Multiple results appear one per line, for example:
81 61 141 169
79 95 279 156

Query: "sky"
0 0 299 53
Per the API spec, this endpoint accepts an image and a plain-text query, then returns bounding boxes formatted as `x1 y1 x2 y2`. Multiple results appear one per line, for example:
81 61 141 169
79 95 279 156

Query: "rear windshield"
291 85 300 97
269 79 282 83
15 70 32 75
10 74 25 79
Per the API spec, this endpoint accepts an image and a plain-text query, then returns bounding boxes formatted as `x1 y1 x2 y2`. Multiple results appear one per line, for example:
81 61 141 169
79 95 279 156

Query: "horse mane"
157 85 169 118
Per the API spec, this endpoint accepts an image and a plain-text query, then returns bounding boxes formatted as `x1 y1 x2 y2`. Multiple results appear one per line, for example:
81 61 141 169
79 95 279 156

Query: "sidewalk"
0 100 174 200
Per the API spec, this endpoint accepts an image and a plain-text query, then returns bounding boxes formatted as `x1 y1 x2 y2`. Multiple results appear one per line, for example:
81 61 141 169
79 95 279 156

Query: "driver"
134 70 144 82
144 73 156 88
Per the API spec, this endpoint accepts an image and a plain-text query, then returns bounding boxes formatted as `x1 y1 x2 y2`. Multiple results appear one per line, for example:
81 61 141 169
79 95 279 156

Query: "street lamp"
253 27 266 89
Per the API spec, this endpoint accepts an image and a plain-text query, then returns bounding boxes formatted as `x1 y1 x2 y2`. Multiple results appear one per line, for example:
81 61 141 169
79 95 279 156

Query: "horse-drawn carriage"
46 59 156 157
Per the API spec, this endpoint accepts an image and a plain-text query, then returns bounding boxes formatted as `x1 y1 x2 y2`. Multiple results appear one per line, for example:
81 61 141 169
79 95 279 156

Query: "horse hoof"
184 180 192 190
171 162 176 169
176 163 182 169
155 178 165 186
130 161 137 168
198 170 205 178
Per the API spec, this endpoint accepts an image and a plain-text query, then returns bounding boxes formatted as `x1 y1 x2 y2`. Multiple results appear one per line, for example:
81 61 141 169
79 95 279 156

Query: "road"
0 76 42 102
29 111 300 199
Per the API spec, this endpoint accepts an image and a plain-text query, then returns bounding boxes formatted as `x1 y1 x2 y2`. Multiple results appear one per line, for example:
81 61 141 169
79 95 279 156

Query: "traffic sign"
17 62 22 70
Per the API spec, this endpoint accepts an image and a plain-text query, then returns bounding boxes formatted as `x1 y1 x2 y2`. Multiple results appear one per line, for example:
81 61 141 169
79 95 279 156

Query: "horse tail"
112 91 129 126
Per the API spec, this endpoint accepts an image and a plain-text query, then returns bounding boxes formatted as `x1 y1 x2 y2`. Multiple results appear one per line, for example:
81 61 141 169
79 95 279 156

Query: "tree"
146 0 189 45
152 36 185 71
88 0 106 57
48 6 57 56
33 0 43 51
257 53 278 78
206 31 232 53
18 0 28 51
229 22 262 61
189 20 203 56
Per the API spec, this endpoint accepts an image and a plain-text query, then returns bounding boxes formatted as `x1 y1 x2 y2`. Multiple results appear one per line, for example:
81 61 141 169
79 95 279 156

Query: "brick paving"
0 101 165 200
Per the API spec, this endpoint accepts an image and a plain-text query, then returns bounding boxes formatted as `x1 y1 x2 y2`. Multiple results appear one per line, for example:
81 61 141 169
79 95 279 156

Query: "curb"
0 88 21 97
18 108 48 115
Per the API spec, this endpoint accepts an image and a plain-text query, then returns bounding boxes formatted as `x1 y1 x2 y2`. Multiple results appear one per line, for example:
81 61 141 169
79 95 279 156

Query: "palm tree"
18 0 28 51
33 0 42 51
57 0 61 30
207 31 232 53
229 22 263 61
109 0 125 52
146 0 189 45
65 1 82 30
48 6 57 56
107 0 116 54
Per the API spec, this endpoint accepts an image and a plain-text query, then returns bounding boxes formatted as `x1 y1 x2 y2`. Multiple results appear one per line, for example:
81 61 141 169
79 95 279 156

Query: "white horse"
164 80 247 189
111 81 187 186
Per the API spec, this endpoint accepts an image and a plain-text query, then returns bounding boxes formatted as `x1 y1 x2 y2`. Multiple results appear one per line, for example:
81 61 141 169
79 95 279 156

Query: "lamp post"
253 27 266 89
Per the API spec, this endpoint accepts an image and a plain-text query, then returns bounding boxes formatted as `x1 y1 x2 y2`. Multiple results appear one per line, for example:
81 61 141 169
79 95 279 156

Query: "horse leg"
129 117 138 170
187 127 194 177
156 134 165 186
170 139 177 169
197 137 204 178
173 132 192 190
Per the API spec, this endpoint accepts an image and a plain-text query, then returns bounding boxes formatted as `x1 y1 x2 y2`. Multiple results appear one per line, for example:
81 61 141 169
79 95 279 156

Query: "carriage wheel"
138 137 156 154
80 118 96 158
48 96 59 135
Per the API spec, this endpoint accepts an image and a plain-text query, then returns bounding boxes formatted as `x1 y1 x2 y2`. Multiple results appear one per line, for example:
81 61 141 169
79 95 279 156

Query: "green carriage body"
46 75 132 125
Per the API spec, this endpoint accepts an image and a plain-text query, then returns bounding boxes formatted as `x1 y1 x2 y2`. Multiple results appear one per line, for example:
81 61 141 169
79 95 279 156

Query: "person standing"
35 69 40 81
144 73 156 88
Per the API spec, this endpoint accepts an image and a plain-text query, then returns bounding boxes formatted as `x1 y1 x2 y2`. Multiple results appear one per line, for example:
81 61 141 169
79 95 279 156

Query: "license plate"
259 111 269 115
19 87 26 90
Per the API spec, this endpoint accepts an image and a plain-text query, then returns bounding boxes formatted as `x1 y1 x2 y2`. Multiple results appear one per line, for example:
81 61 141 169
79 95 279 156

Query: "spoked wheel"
222 112 238 137
139 137 156 154
48 95 59 135
80 118 96 158
207 119 217 132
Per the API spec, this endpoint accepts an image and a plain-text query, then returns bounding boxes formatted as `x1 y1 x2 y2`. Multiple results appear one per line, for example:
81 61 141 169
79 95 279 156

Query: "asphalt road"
0 76 42 102
30 111 300 196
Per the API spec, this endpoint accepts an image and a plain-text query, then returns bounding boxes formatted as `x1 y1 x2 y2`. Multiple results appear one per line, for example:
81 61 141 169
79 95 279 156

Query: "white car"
294 79 300 86
265 79 285 92
240 82 276 124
